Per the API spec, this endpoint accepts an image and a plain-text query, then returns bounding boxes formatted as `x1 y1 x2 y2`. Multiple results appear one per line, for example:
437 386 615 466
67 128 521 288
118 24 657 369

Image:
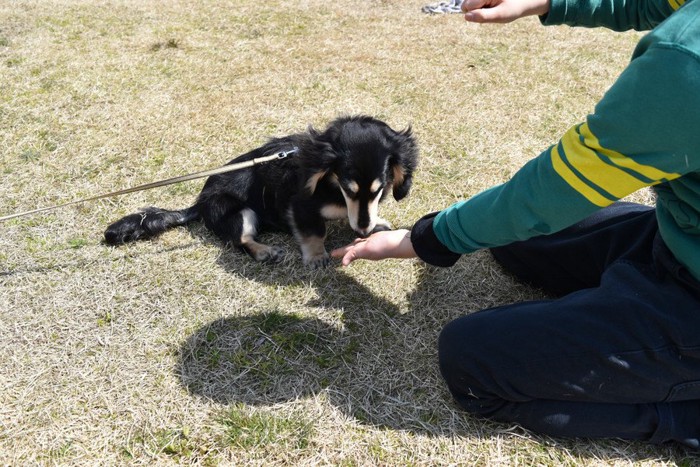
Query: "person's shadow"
176 225 698 463
177 225 494 429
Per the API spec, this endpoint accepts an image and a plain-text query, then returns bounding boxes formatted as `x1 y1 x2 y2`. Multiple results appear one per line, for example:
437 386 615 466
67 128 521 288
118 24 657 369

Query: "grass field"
1 0 696 465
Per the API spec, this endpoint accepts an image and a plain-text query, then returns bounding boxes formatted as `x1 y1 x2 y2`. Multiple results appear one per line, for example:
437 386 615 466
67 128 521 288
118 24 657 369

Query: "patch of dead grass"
0 0 695 465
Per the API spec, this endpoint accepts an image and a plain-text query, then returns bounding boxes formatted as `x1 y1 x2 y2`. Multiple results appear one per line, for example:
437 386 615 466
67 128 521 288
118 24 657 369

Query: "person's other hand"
461 0 549 23
331 229 417 266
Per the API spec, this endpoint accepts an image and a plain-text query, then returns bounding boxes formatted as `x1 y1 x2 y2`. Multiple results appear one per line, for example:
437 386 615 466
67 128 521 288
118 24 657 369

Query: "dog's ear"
387 125 419 200
297 125 338 196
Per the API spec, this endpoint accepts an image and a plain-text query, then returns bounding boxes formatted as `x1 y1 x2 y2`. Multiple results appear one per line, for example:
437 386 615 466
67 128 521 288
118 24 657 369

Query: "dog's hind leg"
237 209 285 262
204 206 284 263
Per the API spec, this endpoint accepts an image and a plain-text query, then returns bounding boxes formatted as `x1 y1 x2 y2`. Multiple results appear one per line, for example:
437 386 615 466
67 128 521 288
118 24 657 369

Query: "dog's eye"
369 179 383 197
343 181 359 197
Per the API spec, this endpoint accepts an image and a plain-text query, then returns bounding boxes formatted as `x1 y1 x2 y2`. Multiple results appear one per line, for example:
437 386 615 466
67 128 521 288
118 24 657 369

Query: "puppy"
104 115 418 267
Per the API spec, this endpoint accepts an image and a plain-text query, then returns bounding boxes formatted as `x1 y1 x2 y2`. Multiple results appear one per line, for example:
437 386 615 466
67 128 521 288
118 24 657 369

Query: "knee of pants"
438 314 506 416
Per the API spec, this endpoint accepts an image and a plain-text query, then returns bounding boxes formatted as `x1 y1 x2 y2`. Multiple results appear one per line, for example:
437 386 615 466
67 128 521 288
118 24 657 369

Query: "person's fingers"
341 241 368 266
331 238 369 266
340 249 359 267
465 6 517 23
330 238 364 258
464 0 548 22
461 0 489 12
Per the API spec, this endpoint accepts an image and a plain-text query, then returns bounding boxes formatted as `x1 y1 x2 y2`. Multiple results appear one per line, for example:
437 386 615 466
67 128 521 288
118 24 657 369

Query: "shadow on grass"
178 227 456 427
175 234 699 464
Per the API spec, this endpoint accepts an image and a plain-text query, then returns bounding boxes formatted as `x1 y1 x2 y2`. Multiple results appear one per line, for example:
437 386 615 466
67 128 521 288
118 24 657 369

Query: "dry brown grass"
0 0 694 465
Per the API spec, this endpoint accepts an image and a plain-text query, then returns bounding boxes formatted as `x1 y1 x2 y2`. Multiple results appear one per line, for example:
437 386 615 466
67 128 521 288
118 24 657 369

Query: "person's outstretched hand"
462 0 549 23
331 229 417 266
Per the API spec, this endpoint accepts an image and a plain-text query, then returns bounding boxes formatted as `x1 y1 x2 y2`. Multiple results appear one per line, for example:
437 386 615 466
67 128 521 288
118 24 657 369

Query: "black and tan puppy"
104 115 418 267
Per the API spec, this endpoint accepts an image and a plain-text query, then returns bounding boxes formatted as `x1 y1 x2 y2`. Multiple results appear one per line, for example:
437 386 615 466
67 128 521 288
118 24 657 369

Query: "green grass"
0 0 693 465
219 404 314 451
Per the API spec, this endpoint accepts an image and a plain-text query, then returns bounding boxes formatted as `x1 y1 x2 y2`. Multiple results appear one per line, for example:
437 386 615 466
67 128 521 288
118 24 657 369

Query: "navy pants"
438 203 700 447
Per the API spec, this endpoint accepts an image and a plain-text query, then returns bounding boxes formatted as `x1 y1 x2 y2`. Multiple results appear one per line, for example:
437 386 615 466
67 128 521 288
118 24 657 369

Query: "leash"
0 147 298 222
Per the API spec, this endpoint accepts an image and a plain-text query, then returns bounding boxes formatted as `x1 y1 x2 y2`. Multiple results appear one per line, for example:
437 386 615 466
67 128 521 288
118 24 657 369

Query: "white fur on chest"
320 204 348 220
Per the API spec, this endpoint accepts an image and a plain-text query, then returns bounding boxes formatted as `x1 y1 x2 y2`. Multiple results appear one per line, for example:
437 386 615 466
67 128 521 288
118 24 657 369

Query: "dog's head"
299 115 418 237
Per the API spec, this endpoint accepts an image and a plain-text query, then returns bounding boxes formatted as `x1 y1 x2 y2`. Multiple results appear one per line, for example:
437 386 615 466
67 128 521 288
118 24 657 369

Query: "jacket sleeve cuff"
410 212 461 267
539 0 569 26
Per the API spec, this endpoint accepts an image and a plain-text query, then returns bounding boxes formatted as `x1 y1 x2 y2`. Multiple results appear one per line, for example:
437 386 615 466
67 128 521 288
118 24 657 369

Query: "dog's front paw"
303 251 330 269
299 237 330 268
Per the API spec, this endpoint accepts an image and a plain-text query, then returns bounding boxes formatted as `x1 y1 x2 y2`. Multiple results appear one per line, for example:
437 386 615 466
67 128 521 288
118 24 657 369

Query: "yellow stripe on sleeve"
668 0 684 10
550 144 614 207
578 123 680 183
560 126 650 199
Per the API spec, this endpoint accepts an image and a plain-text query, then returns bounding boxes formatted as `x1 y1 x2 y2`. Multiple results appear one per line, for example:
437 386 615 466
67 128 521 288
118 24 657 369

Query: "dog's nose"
355 227 372 238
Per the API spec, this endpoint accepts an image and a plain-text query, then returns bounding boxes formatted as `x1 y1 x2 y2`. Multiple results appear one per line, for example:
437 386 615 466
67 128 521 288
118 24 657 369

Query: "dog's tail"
103 206 200 245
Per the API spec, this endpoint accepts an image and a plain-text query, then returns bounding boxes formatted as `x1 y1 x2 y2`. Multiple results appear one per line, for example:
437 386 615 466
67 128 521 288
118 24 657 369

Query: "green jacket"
428 0 700 280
